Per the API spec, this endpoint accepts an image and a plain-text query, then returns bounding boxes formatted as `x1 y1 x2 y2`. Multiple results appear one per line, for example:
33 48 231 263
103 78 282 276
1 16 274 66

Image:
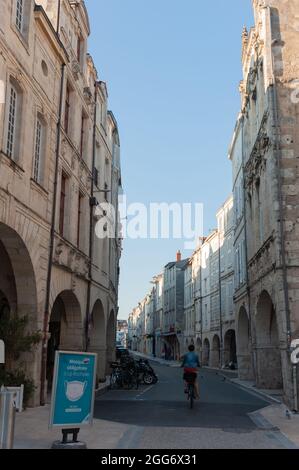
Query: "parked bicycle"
110 359 139 390
109 362 123 389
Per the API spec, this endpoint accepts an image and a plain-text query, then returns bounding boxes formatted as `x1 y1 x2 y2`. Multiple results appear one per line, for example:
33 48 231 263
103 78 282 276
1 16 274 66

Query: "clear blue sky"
85 0 254 320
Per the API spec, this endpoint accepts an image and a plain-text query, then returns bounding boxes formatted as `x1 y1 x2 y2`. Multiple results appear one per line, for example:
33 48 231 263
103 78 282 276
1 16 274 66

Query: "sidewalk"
14 405 130 449
130 350 181 367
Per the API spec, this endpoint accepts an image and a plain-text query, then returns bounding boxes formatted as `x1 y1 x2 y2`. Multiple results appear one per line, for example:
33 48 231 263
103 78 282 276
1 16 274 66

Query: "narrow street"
94 361 293 449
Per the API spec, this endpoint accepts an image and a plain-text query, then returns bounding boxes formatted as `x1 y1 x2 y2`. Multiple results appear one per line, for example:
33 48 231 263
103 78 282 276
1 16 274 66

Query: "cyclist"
181 344 200 399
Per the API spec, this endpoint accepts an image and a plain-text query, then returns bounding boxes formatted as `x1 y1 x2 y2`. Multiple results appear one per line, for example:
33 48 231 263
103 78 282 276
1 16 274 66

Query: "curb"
218 373 282 404
249 407 299 449
95 379 110 397
203 366 282 404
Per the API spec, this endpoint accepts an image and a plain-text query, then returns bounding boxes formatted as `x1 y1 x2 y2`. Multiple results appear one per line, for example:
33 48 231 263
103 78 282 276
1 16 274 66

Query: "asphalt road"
94 361 292 449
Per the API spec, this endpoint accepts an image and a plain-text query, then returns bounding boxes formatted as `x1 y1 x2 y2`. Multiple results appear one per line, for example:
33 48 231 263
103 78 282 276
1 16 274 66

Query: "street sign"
49 351 97 429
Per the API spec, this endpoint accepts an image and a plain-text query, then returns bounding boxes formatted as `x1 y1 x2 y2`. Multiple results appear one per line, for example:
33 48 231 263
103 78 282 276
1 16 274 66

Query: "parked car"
116 346 130 359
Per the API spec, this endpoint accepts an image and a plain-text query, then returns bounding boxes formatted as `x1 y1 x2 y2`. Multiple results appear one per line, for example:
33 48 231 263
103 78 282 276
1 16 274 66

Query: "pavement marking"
135 385 154 399
117 425 144 449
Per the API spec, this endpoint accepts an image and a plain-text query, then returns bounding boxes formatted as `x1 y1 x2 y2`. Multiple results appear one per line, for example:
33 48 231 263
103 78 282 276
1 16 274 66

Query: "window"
77 35 84 67
6 85 17 158
77 36 81 64
64 84 71 134
77 193 83 247
16 0 24 33
33 117 44 183
80 111 88 158
59 174 67 235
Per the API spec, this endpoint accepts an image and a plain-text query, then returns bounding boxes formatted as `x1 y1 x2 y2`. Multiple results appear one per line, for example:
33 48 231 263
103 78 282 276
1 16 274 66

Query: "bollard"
0 390 16 449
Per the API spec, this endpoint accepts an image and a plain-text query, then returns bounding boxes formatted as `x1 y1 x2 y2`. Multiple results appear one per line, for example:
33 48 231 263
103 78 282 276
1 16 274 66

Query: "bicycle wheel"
143 373 155 385
110 371 118 389
134 372 139 390
188 384 194 409
122 370 134 389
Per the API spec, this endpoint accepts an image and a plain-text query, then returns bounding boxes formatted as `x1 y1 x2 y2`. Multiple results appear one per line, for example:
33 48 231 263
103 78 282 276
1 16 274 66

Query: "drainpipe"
85 81 98 351
40 63 65 406
109 123 121 355
56 0 62 35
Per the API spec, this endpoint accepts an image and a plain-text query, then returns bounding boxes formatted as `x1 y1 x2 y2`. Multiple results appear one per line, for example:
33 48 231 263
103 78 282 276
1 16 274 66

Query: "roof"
164 261 176 269
176 259 189 269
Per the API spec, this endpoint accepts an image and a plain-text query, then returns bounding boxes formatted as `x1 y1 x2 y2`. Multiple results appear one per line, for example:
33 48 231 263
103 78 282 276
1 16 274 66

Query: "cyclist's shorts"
183 367 197 382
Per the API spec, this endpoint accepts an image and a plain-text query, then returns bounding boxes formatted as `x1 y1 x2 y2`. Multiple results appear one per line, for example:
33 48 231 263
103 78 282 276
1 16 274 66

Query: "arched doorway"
46 290 82 391
255 291 282 389
237 307 253 380
196 338 202 353
0 224 37 325
89 300 106 382
224 330 237 366
0 292 11 318
0 224 38 379
203 338 210 366
196 338 202 363
211 334 221 368
106 310 116 373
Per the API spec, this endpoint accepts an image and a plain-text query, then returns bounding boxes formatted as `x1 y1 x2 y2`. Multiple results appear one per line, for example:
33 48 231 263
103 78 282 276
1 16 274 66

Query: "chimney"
176 250 182 262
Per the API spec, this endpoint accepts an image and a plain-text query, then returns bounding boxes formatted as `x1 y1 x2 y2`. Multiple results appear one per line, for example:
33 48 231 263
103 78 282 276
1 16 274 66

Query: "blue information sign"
49 351 97 428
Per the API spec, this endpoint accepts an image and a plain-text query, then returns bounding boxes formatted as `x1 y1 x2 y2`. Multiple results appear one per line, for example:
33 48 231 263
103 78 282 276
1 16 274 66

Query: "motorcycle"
136 358 158 385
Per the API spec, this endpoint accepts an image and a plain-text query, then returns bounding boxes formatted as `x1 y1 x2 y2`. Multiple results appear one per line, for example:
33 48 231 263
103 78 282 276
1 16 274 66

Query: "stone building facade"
229 0 299 407
187 196 235 368
162 253 188 360
0 0 122 405
152 273 163 358
129 197 235 365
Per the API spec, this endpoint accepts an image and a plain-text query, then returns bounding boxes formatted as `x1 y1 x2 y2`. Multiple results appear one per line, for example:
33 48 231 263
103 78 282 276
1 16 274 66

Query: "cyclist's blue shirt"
182 352 200 368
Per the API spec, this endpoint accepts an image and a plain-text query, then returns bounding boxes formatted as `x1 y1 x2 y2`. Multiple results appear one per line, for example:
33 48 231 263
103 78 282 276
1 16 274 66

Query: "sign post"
0 340 4 364
291 340 299 412
49 351 97 449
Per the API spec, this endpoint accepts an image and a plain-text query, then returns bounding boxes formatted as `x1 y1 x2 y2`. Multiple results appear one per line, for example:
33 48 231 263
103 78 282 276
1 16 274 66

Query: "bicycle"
184 372 197 409
110 360 139 390
110 362 122 389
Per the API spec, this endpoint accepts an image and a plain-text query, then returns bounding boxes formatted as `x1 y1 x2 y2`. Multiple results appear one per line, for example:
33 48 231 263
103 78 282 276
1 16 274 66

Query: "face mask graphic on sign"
65 381 87 402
